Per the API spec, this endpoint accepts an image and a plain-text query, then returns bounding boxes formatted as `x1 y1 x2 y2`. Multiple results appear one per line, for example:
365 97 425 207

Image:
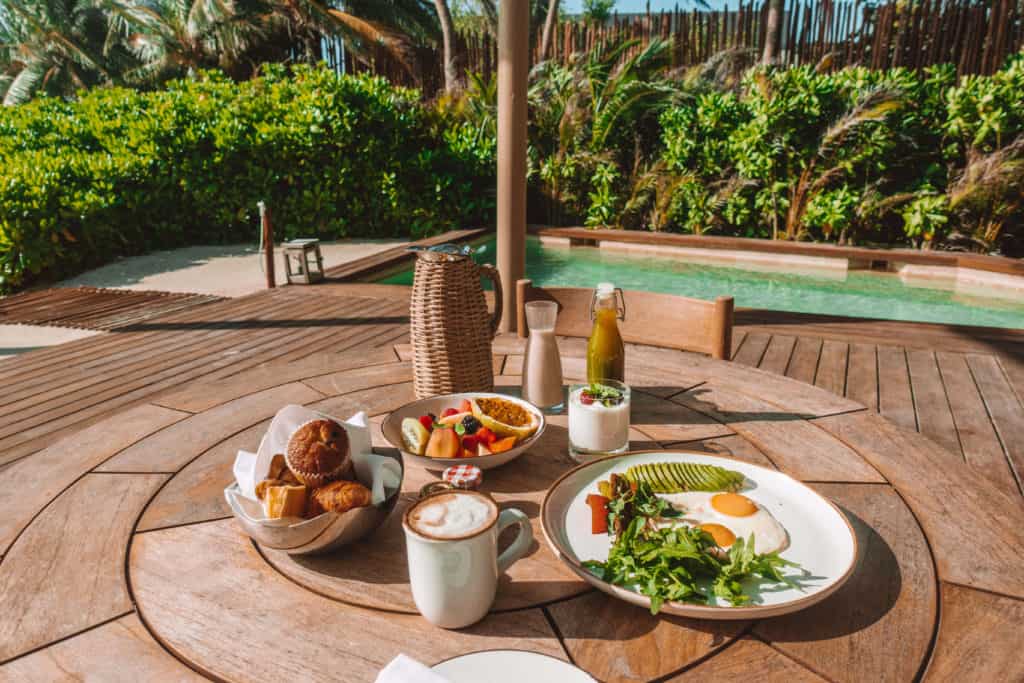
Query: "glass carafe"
521 301 564 410
586 282 625 383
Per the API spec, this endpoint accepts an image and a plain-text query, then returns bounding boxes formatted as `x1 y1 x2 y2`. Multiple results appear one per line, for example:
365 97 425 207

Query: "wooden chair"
515 279 734 360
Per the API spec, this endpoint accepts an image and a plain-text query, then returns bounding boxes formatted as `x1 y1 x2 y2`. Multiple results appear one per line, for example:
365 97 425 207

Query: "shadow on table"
755 503 902 641
676 387 815 424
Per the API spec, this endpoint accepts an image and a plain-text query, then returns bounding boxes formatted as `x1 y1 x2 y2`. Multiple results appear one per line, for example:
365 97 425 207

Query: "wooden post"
710 296 734 361
259 201 276 289
496 0 528 333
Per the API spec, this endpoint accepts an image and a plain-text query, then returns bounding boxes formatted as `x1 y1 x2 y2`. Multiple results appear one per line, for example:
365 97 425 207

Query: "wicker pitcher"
410 251 503 398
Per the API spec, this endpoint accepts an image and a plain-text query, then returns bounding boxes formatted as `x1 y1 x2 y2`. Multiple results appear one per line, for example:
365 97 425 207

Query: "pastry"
267 454 289 480
255 478 286 501
263 484 308 519
285 419 351 488
310 480 372 515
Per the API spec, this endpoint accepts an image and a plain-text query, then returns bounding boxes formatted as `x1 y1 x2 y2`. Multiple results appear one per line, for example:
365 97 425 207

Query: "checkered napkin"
442 464 483 489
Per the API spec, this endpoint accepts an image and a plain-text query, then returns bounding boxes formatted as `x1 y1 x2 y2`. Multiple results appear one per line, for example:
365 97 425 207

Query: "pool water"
379 237 1024 329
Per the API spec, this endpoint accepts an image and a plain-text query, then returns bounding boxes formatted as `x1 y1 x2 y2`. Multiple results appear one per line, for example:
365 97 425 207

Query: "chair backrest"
516 279 734 360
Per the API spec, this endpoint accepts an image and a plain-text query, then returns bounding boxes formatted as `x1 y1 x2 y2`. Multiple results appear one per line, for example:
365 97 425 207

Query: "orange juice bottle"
587 283 625 383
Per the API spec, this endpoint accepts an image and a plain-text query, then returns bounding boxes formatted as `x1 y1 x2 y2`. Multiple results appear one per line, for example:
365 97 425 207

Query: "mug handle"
479 263 503 338
496 508 533 574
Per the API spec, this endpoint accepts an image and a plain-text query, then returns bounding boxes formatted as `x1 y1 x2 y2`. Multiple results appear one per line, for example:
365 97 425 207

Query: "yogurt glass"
567 380 630 462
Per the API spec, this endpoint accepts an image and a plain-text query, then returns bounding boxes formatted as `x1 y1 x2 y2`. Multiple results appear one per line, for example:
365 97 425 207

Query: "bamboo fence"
334 0 1023 93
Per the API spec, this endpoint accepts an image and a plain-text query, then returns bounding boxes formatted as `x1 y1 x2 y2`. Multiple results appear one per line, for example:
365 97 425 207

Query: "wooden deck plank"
906 349 961 457
731 332 770 367
877 345 917 432
936 351 1020 497
813 340 848 397
758 334 796 375
785 337 822 385
845 343 878 411
966 354 1024 493
730 330 748 360
668 638 826 682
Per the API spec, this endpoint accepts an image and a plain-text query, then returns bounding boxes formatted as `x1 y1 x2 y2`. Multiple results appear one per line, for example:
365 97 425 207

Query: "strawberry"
441 407 459 418
476 427 497 445
418 414 434 431
462 434 478 452
579 391 595 405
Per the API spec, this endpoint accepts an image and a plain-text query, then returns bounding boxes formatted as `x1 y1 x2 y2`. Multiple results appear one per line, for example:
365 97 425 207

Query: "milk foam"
410 493 496 539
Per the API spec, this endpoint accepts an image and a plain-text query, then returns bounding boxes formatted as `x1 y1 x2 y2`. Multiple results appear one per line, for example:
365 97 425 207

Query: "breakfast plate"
382 392 545 471
431 650 595 682
541 451 858 619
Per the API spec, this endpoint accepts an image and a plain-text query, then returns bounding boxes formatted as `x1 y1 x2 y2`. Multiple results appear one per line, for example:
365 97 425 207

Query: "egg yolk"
699 523 736 548
711 493 758 517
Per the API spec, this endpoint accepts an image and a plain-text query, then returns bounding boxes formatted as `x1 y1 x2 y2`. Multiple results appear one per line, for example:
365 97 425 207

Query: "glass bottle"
586 282 625 383
522 301 564 410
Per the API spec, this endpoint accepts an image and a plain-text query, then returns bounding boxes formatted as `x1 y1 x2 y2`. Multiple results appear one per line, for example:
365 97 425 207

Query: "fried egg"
658 491 789 554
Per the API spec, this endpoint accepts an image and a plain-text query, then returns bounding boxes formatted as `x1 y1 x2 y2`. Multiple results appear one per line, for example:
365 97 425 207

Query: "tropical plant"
582 0 615 24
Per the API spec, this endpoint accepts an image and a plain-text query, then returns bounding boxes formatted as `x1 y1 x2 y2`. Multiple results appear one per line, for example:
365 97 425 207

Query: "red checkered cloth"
443 464 483 490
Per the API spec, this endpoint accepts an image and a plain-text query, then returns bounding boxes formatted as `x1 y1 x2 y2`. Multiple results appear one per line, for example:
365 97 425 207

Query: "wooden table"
2 336 1022 682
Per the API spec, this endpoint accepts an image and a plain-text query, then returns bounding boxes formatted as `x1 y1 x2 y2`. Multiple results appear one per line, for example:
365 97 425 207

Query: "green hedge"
0 65 495 293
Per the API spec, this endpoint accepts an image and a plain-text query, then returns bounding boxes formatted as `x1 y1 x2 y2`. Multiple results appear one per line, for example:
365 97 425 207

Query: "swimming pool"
377 237 1024 329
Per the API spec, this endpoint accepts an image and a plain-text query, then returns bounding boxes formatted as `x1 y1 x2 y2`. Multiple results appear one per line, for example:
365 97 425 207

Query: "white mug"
403 489 533 629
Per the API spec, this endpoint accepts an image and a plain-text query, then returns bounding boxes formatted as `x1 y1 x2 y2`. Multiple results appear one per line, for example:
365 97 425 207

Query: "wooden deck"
0 281 1020 500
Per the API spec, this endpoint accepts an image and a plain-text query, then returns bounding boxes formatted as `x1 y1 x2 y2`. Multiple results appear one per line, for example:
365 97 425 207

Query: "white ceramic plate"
431 650 595 682
541 451 858 619
382 392 545 471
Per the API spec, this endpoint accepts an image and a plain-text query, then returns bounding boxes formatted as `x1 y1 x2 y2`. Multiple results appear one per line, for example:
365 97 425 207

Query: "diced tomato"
476 427 497 445
418 415 434 431
585 494 610 534
441 407 459 418
459 399 473 413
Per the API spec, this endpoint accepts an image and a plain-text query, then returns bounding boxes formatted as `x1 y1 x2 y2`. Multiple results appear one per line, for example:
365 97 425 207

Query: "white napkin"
375 655 451 683
233 404 401 509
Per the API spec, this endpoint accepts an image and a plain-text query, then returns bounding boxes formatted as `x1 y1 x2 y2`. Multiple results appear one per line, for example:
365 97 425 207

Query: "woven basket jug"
410 250 503 398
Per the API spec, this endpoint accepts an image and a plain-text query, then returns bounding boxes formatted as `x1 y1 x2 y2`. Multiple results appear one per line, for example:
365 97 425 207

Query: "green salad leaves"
583 481 801 614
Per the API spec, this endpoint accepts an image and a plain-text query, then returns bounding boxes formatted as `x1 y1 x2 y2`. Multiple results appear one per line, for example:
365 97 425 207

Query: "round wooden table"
2 336 1023 682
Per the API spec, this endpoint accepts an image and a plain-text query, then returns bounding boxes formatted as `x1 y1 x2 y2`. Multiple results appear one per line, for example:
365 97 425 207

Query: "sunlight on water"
379 237 1024 329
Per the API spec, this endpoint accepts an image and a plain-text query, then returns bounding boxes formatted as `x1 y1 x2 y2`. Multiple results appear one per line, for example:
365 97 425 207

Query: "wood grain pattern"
758 335 796 375
675 384 882 482
131 520 565 683
814 410 1024 599
731 332 769 367
0 403 185 554
906 349 960 457
0 474 167 661
0 614 205 682
97 382 323 472
936 351 1018 495
630 390 734 444
137 421 268 532
754 484 936 682
785 337 822 385
924 583 1024 681
877 345 916 432
813 340 848 397
153 346 398 413
667 637 826 682
965 354 1024 494
546 591 746 683
670 434 778 469
845 343 878 411
301 361 412 397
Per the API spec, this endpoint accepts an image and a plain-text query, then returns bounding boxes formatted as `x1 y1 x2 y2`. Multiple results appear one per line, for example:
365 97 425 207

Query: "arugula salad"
582 472 803 614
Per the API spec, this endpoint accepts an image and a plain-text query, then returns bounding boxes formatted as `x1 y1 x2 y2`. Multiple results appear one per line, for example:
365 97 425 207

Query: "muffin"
284 419 352 488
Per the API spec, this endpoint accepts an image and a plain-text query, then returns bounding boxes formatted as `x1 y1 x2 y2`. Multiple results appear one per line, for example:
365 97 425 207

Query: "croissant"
311 480 372 514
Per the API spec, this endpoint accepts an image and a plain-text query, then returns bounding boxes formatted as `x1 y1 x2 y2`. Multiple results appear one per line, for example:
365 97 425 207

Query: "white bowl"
382 392 545 471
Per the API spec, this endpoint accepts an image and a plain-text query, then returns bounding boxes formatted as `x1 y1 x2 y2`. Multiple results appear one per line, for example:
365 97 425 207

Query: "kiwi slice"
624 462 743 493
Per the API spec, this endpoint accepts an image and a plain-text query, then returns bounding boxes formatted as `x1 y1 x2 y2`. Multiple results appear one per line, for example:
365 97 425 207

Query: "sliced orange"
480 435 517 455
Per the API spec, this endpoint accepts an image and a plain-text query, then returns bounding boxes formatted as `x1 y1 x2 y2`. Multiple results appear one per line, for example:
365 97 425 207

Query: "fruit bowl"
382 392 546 471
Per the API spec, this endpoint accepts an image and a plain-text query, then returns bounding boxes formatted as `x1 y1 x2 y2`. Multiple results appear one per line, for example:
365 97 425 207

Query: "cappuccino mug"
403 489 533 628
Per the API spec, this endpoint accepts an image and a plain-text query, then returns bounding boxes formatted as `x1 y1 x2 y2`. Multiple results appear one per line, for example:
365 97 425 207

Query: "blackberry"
460 414 482 434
